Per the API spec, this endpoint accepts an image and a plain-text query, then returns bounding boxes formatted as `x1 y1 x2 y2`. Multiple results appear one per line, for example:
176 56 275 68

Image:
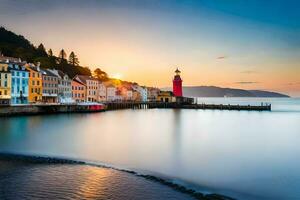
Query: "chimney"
36 62 41 71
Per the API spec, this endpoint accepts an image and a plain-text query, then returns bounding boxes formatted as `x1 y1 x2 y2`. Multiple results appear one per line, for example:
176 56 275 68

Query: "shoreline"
0 152 234 200
0 101 272 117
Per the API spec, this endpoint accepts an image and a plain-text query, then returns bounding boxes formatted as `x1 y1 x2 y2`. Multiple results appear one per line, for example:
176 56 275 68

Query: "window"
4 90 7 95
32 80 35 86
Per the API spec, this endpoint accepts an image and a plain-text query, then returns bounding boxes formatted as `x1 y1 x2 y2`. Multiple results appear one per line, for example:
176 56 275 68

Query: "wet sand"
0 154 234 200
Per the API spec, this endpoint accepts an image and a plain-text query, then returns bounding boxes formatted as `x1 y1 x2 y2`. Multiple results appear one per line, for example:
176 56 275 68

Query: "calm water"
0 98 300 199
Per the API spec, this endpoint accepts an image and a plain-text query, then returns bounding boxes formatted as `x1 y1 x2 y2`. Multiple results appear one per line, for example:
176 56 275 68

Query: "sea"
0 97 299 200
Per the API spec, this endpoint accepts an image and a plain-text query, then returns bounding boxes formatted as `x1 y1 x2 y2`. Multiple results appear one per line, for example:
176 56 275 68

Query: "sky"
0 0 299 96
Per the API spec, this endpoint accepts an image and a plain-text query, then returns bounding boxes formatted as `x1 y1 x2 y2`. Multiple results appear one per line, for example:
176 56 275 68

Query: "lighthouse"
173 68 183 97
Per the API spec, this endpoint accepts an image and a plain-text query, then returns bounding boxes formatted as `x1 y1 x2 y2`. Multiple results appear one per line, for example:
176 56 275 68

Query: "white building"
98 82 106 102
106 85 116 102
133 85 148 102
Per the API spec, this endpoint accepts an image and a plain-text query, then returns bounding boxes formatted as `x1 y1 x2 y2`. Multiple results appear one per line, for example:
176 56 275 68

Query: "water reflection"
0 160 192 200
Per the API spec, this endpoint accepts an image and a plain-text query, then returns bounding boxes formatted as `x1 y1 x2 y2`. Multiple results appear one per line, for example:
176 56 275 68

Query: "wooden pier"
106 102 271 111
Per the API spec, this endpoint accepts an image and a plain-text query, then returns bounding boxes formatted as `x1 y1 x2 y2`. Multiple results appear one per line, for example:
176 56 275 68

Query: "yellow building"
0 62 11 104
157 91 175 103
26 64 42 103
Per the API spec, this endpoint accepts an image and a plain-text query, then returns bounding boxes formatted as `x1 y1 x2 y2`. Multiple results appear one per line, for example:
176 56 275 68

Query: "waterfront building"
73 75 98 102
132 84 148 102
126 89 133 101
9 62 29 104
48 69 73 103
98 82 106 102
116 85 132 101
173 68 183 97
132 90 142 101
41 69 58 103
157 91 175 103
0 62 11 105
115 89 124 101
106 84 116 102
147 87 160 102
72 79 86 103
26 64 42 103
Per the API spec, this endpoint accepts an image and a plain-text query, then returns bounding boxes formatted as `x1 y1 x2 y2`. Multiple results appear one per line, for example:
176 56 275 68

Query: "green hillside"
0 27 91 78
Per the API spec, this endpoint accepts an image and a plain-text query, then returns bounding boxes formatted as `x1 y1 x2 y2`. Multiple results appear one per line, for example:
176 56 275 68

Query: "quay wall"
0 102 271 117
0 104 105 117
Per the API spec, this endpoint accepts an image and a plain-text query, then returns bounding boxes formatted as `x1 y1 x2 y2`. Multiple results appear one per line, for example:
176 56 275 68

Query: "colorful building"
26 64 42 103
147 87 160 102
9 62 29 104
173 68 183 97
105 84 116 102
48 69 73 103
132 90 142 101
41 69 58 103
74 75 99 102
0 61 11 105
98 82 106 102
72 79 86 103
157 91 175 103
132 84 148 102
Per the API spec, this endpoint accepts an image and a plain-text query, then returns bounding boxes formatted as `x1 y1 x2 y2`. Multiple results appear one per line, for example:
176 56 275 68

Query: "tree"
68 51 79 66
48 49 53 57
37 43 47 57
94 68 108 81
58 49 67 63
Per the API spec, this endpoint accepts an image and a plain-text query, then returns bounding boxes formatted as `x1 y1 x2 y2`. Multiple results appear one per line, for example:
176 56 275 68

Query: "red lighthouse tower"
173 68 183 97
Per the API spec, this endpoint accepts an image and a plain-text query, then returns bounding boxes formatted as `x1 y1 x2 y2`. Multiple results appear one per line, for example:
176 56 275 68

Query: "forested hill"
0 27 93 78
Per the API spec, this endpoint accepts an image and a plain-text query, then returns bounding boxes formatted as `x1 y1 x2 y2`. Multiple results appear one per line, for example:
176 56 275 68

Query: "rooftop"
74 75 98 85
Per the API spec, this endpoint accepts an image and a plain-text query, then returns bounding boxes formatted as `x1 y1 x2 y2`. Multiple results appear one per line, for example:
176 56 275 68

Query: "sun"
111 73 122 80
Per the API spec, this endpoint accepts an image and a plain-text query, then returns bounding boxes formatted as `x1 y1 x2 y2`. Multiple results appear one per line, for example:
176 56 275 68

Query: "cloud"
235 81 259 85
217 56 227 59
240 70 258 74
287 82 300 86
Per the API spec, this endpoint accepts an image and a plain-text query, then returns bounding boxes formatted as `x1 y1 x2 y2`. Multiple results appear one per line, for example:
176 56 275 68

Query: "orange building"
26 64 42 103
72 79 86 103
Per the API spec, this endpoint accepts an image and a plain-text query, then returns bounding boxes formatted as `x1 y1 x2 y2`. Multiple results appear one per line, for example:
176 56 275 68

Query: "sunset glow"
0 0 299 96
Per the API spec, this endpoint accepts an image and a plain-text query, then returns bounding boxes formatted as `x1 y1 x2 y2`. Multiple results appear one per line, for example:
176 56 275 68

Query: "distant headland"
162 86 289 98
